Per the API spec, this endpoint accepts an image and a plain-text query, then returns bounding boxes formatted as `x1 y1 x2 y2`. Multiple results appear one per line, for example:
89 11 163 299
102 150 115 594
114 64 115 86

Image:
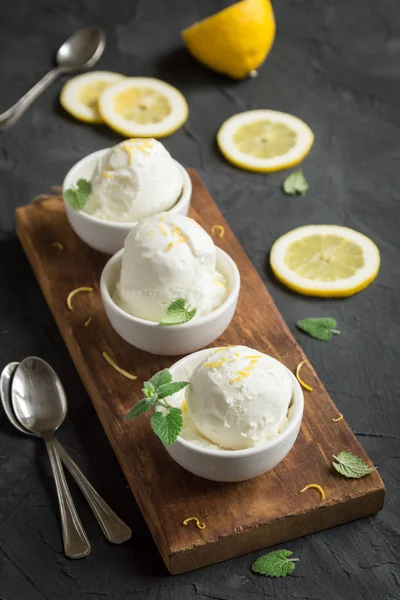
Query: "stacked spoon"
1 358 131 558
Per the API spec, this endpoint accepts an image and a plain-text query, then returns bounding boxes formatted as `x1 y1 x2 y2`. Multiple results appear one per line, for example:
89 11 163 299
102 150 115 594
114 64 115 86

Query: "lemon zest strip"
214 346 230 353
158 223 168 236
52 242 64 251
67 287 93 311
182 517 205 530
211 225 225 238
213 275 225 287
182 400 188 413
296 360 313 391
204 357 226 368
84 318 92 327
101 171 115 179
300 484 326 501
332 413 344 422
102 352 137 380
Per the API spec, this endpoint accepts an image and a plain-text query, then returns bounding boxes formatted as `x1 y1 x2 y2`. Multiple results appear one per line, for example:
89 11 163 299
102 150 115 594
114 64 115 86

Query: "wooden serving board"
15 170 384 574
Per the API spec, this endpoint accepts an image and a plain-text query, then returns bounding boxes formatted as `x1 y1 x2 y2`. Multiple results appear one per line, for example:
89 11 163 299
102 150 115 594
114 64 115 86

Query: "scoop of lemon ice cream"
186 346 292 450
84 138 182 222
114 213 227 321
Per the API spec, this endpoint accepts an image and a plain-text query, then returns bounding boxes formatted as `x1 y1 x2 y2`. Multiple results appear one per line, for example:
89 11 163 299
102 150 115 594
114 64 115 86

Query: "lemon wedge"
182 0 275 79
60 71 125 124
217 110 314 172
270 225 380 297
98 77 188 138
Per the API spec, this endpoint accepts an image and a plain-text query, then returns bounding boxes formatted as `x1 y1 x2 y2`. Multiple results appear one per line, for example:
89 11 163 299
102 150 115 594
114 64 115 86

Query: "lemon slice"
60 71 125 124
217 110 314 172
270 225 380 297
98 77 188 138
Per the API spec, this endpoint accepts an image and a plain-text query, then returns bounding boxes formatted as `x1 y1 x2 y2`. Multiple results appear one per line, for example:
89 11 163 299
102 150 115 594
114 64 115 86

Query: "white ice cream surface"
181 346 293 450
114 213 228 322
84 138 182 222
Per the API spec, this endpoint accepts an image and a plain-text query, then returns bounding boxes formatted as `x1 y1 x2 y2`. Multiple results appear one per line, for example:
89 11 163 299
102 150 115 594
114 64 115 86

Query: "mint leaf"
157 381 189 400
149 368 172 388
150 408 183 445
142 382 155 397
283 169 309 196
333 451 376 479
252 550 298 578
160 298 197 326
64 178 92 210
124 398 152 420
77 178 92 196
296 317 340 341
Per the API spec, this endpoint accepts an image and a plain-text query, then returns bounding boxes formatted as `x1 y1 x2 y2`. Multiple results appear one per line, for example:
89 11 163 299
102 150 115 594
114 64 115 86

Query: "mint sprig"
64 178 92 211
252 550 299 578
160 298 197 326
124 368 189 446
332 451 376 479
296 317 340 341
283 168 309 196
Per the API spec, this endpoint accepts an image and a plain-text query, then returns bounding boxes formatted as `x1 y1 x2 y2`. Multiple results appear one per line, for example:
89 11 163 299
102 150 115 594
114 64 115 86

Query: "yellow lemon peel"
300 484 326 501
52 242 64 251
211 224 225 238
296 360 313 391
84 318 92 327
102 352 137 380
332 413 344 422
204 357 226 368
182 400 188 413
158 223 168 236
67 287 93 311
182 517 205 530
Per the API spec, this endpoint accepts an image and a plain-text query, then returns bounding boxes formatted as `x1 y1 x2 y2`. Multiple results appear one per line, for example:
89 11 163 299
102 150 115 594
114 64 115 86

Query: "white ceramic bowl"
100 247 240 356
62 148 192 255
165 348 304 482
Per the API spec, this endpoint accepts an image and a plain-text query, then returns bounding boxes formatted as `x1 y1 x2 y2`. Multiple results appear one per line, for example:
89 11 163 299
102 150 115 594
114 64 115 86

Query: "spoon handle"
44 436 91 559
0 67 63 129
54 439 132 544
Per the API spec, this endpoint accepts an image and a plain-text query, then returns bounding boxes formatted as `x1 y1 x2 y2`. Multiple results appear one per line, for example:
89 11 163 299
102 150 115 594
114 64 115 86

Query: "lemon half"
98 77 188 138
60 71 125 124
217 110 314 172
270 225 380 297
182 0 275 79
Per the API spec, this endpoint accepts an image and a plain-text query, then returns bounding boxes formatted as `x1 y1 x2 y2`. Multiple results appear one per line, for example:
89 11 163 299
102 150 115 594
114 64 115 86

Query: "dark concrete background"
0 1 399 598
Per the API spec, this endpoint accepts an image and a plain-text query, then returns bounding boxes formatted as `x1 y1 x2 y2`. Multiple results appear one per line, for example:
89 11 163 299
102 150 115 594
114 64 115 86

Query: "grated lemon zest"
102 352 137 380
296 360 313 391
101 171 115 179
158 223 168 236
214 346 230 353
165 226 189 252
121 142 135 164
213 275 225 287
300 483 326 501
67 287 93 311
332 413 344 422
52 242 64 251
84 317 92 327
204 357 226 368
182 516 205 530
211 225 225 239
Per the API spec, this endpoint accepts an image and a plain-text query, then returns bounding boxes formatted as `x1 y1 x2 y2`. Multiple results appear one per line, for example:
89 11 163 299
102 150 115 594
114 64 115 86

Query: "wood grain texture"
15 170 385 574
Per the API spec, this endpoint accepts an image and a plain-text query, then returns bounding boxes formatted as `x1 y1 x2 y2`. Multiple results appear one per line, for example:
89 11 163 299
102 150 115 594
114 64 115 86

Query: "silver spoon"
11 357 91 558
2 362 132 546
0 26 105 129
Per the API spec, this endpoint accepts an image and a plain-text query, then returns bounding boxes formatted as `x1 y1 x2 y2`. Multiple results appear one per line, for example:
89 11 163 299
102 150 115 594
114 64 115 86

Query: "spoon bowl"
12 357 67 437
56 27 106 70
